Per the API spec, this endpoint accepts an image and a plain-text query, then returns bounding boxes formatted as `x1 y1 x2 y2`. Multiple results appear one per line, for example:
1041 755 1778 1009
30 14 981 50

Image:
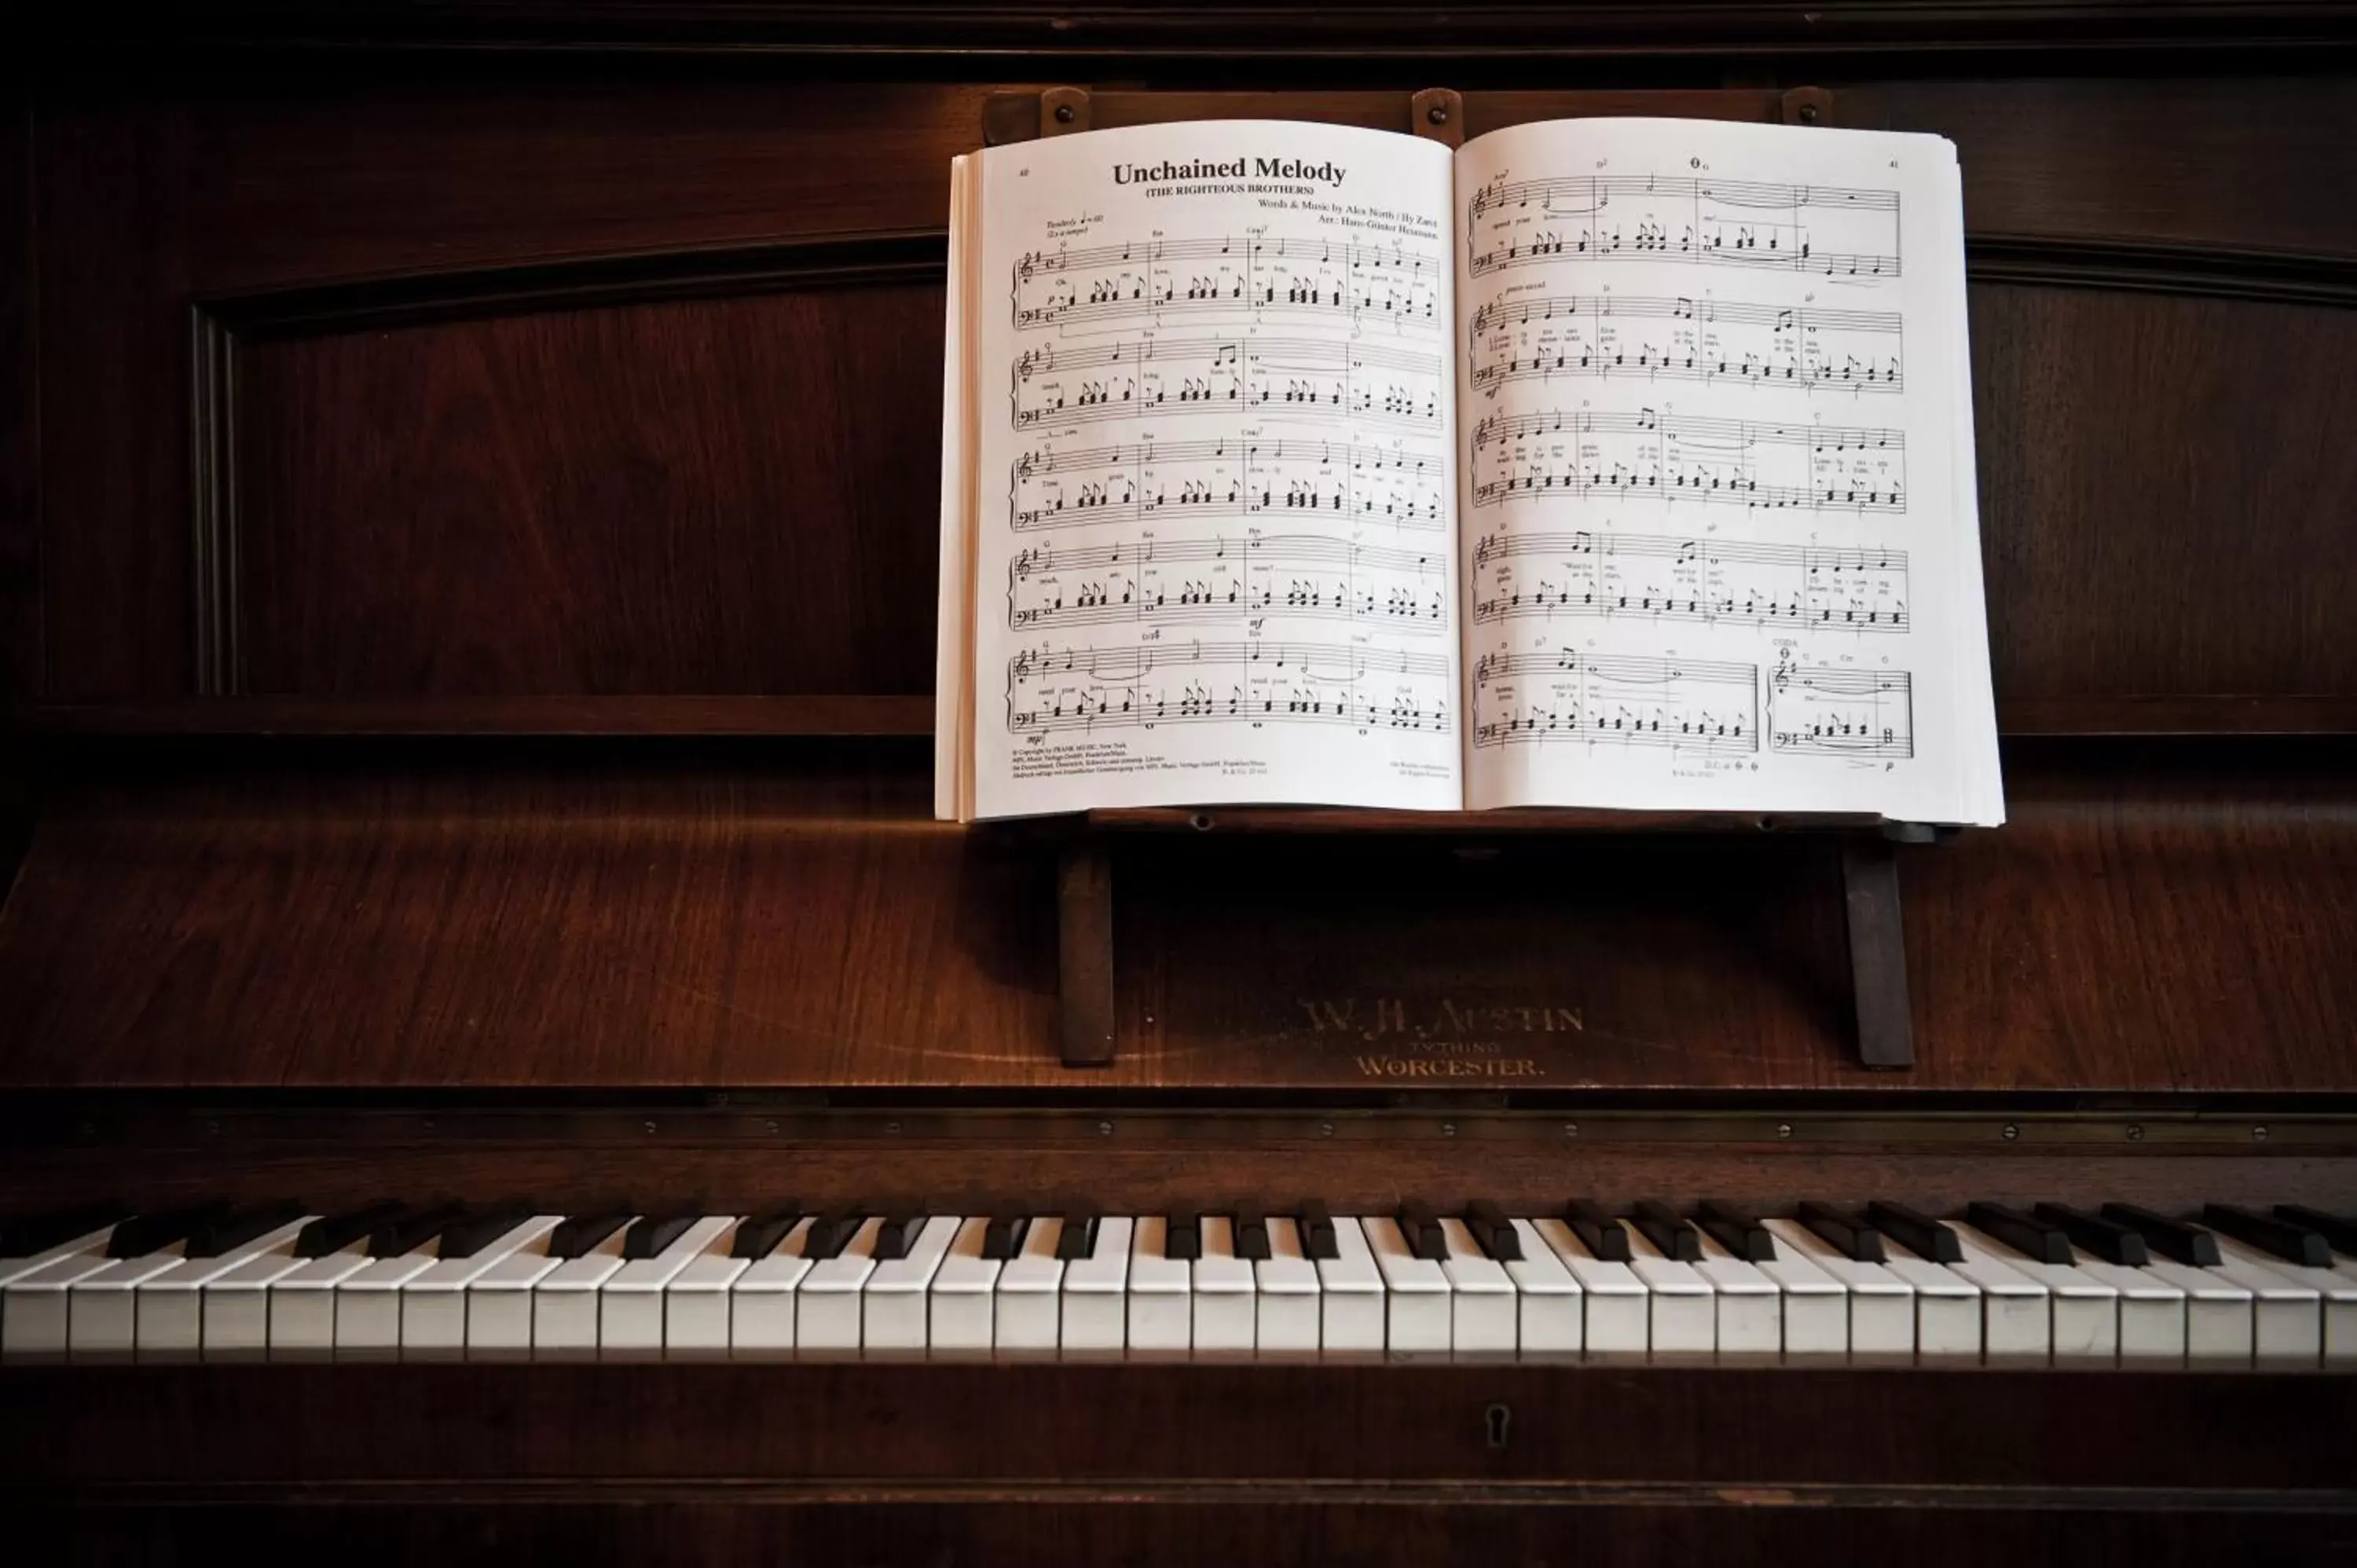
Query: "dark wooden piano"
5 5 2357 1563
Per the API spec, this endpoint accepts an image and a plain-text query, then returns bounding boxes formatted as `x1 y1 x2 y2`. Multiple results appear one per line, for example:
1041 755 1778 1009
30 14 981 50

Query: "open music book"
937 117 2003 826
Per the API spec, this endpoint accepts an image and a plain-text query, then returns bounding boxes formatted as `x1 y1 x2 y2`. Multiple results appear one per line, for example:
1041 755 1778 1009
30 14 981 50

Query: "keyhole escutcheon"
1484 1402 1512 1449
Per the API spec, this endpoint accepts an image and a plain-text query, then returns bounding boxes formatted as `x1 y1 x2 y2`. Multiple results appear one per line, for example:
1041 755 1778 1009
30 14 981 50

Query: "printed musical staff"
1007 638 1454 735
1469 293 1902 397
1769 658 1915 758
1012 234 1442 334
1006 530 1449 632
1471 407 1906 515
1466 174 1901 280
1468 648 1758 753
1011 335 1444 432
1472 529 1908 632
1012 434 1446 533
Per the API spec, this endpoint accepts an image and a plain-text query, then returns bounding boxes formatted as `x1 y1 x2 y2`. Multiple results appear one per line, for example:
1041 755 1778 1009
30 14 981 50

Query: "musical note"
1469 529 1910 631
1012 233 1443 335
1468 408 1907 515
1467 294 1904 397
1465 174 1901 280
1010 334 1444 433
1006 638 1455 736
1468 650 1759 753
1767 659 1915 758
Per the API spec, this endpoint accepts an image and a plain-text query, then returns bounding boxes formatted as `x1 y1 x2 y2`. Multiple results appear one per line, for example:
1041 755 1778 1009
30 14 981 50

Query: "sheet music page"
956 122 1461 820
1453 118 2002 823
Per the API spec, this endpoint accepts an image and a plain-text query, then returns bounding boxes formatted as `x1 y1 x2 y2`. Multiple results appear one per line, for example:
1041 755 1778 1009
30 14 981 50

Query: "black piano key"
981 1213 1031 1261
1631 1200 1701 1262
1562 1200 1630 1262
731 1209 805 1262
1795 1201 1885 1263
1966 1201 2074 1266
2033 1203 2151 1267
1695 1200 1777 1262
367 1202 466 1259
1298 1200 1340 1261
1464 1200 1522 1261
1233 1205 1271 1262
2275 1205 2357 1258
2202 1203 2331 1268
1865 1200 1962 1263
0 1201 130 1258
801 1212 864 1261
1054 1206 1102 1262
873 1209 929 1262
435 1205 533 1260
2102 1203 2221 1267
1395 1200 1445 1262
107 1202 234 1259
549 1211 635 1261
294 1200 405 1259
622 1213 703 1261
185 1200 307 1260
1164 1211 1202 1262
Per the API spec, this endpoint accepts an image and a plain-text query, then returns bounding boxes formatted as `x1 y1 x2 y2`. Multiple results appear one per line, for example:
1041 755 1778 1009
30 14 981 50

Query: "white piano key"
530 1222 634 1356
1763 1218 1912 1358
467 1218 571 1357
1061 1216 1133 1353
2328 1251 2357 1364
2 1241 121 1357
398 1216 564 1357
1532 1218 1647 1355
866 1215 961 1353
1127 1217 1193 1353
2139 1258 2254 1360
266 1240 374 1355
1692 1233 1783 1357
1745 1229 1848 1357
0 1226 117 1289
929 1218 1002 1353
796 1217 884 1352
135 1217 316 1357
1193 1216 1257 1353
202 1229 325 1357
331 1245 442 1357
1314 1218 1386 1354
1253 1217 1321 1354
730 1216 816 1354
1952 1224 2117 1361
1364 1216 1450 1353
1940 1236 2050 1360
1621 1222 1714 1356
70 1243 193 1357
1501 1219 1581 1354
2065 1246 2186 1361
995 1216 1066 1353
1878 1241 1981 1359
1436 1217 1516 1355
2201 1242 2323 1361
600 1215 735 1355
662 1223 750 1356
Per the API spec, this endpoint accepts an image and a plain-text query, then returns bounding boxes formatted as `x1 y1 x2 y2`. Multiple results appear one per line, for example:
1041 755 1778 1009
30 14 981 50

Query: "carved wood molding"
185 230 948 697
1968 233 2357 309
46 2 2357 58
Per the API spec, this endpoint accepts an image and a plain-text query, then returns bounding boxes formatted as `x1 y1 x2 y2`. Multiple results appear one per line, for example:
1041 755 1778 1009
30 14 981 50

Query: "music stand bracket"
1053 811 1952 1074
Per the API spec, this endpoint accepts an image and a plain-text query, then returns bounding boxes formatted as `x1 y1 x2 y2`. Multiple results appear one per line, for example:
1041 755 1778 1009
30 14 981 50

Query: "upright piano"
3 5 2355 1562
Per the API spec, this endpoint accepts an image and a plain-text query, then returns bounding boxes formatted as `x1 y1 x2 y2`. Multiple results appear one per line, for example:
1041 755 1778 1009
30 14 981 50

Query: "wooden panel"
16 1496 2348 1568
227 284 942 697
2 1362 2352 1492
0 742 2348 1092
1970 283 2357 703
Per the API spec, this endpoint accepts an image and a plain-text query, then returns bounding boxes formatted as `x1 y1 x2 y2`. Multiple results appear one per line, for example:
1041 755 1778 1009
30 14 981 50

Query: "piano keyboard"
5 1198 2353 1364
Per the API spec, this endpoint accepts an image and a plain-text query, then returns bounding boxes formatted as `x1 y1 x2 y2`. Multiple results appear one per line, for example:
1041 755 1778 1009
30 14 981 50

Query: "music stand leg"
1842 837 1916 1070
1058 839 1117 1068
